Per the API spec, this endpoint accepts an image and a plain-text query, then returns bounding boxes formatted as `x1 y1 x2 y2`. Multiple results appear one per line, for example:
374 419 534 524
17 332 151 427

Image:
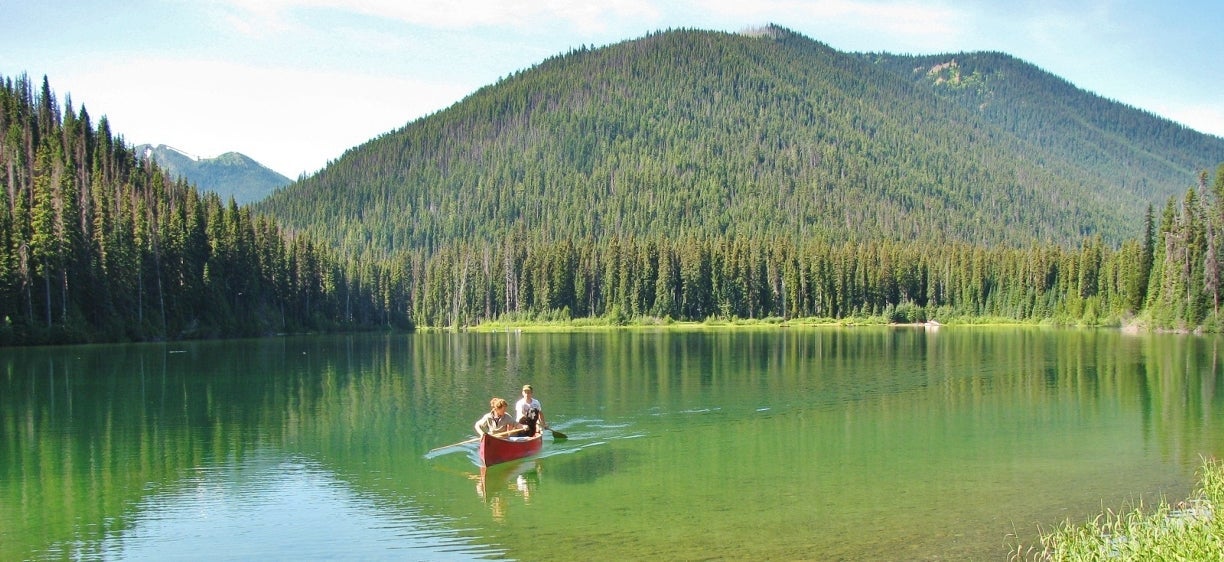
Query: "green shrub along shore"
1013 458 1223 561
463 311 1124 333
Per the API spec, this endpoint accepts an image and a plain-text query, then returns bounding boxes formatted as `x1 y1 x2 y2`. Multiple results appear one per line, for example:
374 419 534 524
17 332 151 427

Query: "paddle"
543 425 568 440
427 436 480 454
427 427 521 455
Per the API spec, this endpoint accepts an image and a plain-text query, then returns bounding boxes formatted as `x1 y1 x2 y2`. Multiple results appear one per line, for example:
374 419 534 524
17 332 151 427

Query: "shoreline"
427 315 1122 333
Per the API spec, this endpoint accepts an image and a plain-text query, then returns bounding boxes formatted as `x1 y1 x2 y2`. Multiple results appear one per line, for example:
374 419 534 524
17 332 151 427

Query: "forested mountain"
255 26 1224 261
0 74 410 345
136 144 291 205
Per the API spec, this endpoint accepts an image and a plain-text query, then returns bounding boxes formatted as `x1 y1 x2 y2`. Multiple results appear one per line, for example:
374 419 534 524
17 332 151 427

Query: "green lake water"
3 327 1223 560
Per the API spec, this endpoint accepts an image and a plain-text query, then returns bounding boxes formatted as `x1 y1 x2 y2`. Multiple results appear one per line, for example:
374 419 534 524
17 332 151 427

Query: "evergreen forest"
0 75 411 345
4 27 1224 344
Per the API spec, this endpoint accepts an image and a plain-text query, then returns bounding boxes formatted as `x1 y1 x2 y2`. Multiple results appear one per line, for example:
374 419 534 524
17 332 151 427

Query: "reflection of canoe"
475 458 542 522
477 458 541 499
479 432 543 466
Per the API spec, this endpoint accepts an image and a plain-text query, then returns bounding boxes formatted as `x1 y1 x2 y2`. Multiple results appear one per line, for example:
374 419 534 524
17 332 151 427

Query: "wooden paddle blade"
548 427 568 440
426 435 479 455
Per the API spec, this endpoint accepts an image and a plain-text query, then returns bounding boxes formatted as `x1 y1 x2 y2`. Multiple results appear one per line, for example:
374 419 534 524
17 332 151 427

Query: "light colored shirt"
516 397 542 423
475 411 517 435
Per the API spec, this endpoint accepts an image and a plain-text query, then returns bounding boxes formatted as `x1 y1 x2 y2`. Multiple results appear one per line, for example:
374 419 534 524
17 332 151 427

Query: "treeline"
5 67 1223 345
0 74 411 345
402 164 1223 331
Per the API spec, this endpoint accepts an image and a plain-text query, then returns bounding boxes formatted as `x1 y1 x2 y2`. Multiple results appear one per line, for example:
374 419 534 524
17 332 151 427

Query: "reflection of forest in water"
2 329 1222 560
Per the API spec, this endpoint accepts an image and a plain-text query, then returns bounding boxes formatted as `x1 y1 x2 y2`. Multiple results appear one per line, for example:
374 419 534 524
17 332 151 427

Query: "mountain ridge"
861 51 1219 200
254 26 1224 259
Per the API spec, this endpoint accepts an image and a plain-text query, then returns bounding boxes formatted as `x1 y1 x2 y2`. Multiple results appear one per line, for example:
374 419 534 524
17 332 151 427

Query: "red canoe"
479 431 543 466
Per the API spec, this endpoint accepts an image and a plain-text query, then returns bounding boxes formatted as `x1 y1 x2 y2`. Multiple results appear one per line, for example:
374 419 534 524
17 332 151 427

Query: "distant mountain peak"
136 144 291 204
143 143 196 161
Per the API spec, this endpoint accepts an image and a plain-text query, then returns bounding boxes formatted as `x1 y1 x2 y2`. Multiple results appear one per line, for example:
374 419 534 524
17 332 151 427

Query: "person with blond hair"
474 397 520 436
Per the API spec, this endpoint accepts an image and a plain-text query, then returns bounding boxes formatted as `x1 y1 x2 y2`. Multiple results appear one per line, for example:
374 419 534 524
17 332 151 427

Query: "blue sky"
3 0 1221 178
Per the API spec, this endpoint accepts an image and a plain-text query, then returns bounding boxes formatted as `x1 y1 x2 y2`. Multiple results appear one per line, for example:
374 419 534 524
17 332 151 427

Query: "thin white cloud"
210 0 300 37
216 0 662 33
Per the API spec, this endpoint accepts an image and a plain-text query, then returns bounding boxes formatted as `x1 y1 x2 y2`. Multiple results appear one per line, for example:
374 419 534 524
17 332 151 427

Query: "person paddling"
474 397 520 437
514 384 546 437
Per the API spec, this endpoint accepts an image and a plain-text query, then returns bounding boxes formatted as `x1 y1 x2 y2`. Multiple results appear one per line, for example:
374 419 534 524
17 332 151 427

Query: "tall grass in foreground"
1016 458 1224 560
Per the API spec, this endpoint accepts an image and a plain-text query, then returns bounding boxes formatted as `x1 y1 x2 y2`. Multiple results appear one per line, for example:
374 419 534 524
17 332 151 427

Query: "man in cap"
514 384 545 436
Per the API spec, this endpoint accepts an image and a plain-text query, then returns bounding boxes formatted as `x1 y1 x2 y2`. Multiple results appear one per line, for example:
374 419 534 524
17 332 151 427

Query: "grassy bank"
463 315 895 332
449 312 1063 333
1015 458 1223 561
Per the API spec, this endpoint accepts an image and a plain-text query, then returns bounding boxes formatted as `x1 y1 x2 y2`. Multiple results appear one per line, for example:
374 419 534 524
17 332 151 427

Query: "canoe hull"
479 432 543 466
